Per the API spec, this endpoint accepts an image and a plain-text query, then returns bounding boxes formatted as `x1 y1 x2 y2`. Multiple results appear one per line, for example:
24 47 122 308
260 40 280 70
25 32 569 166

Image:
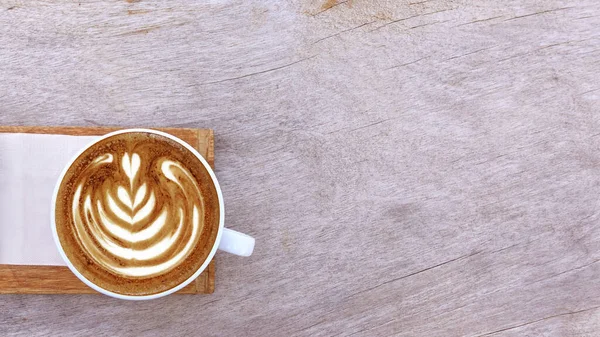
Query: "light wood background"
0 0 599 336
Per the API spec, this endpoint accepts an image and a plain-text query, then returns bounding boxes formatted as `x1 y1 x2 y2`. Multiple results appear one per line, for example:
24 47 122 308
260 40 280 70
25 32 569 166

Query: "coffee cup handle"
218 228 255 257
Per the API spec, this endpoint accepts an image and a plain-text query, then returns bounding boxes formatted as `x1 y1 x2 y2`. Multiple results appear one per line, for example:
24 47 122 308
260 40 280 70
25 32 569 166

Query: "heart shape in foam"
71 151 205 278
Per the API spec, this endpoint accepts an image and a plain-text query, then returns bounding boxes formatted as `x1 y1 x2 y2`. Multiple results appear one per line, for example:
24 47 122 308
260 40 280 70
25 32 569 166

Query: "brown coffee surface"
54 131 220 296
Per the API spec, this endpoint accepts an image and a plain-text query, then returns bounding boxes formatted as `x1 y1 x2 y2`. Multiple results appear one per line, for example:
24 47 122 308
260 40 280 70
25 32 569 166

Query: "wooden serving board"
0 126 215 294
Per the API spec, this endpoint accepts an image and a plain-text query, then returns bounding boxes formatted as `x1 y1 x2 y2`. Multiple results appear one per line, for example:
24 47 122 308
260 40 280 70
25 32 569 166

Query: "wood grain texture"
0 0 599 336
0 126 215 294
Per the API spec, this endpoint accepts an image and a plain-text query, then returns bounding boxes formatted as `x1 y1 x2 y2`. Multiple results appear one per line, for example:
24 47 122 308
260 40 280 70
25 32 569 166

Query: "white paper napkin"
0 133 99 265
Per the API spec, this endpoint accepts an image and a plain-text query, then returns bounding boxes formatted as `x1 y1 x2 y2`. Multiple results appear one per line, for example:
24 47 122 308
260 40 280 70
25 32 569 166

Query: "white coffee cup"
50 128 255 300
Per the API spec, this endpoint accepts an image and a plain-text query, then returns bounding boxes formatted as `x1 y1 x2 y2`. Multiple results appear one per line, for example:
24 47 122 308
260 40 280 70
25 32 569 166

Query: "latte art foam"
55 132 220 296
71 152 204 277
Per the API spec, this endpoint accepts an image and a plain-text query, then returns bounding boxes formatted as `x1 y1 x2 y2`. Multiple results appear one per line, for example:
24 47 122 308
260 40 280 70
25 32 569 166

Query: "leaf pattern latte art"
71 152 204 277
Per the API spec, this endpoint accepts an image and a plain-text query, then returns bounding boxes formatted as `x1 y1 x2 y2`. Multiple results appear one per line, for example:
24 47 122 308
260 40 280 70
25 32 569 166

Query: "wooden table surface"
1 1 599 336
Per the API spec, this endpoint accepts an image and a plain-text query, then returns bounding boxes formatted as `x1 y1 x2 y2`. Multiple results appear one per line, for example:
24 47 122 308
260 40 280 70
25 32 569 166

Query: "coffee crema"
54 132 220 296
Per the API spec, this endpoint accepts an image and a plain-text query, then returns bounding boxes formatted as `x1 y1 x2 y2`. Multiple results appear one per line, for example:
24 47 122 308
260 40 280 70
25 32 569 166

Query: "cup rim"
50 128 225 300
